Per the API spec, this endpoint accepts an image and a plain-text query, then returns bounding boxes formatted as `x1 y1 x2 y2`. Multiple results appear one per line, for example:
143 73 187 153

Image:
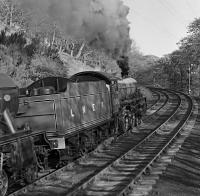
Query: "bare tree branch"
75 42 85 59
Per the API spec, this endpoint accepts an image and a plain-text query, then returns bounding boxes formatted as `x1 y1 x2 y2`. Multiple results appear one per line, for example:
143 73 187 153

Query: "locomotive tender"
0 71 146 195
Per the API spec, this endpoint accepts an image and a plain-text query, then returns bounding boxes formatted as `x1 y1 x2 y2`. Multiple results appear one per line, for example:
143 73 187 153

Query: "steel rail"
146 90 161 110
145 89 169 116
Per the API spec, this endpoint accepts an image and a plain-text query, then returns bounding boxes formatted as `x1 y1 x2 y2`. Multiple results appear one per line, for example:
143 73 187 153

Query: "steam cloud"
19 0 131 57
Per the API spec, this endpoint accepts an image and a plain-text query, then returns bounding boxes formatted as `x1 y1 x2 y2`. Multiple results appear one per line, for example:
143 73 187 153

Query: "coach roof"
70 71 119 84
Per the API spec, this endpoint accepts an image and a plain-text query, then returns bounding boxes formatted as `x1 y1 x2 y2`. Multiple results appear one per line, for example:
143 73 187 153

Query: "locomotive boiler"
0 71 147 195
118 77 147 128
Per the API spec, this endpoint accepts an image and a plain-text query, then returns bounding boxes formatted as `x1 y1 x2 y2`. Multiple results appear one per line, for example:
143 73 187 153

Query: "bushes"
0 31 69 87
0 31 26 51
29 54 68 81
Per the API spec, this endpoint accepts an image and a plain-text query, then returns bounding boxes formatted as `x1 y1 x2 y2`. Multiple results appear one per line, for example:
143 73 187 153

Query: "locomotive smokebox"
0 73 19 116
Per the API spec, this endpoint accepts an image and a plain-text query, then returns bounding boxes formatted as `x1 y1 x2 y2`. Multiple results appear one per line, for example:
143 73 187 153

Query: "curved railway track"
118 91 193 196
145 90 168 117
8 89 190 196
146 90 161 110
147 96 199 196
66 90 192 196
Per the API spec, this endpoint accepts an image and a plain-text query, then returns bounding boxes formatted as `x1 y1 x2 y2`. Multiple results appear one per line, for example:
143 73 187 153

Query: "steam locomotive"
0 71 146 195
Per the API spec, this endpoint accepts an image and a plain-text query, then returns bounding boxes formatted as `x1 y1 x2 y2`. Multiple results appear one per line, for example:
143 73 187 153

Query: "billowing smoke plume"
18 0 131 57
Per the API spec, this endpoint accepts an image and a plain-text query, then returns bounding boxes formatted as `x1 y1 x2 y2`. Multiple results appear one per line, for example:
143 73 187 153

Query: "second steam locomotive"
0 71 147 195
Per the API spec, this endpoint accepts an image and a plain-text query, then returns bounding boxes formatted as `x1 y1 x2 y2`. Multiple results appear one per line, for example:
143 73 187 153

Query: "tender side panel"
61 96 81 130
66 81 103 96
16 95 58 131
81 95 97 124
59 81 112 135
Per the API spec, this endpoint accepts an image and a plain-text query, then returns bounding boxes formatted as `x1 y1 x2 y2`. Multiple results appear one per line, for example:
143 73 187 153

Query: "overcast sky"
123 0 200 57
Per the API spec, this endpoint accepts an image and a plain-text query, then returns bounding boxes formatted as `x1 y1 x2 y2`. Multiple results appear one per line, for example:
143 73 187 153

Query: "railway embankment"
149 98 200 196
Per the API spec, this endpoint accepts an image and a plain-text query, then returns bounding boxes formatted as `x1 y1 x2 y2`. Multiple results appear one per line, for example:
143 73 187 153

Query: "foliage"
127 43 159 84
0 0 25 27
0 31 69 86
153 17 200 95
28 54 68 81
153 51 188 91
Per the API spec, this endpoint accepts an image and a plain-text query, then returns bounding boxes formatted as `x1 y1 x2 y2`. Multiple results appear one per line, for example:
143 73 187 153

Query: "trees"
179 18 200 66
153 50 188 91
127 43 159 84
0 0 27 31
151 17 200 95
0 31 69 86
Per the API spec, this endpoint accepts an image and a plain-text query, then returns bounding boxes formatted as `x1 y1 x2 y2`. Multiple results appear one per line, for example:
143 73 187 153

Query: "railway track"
146 90 161 110
65 91 192 196
8 89 185 196
145 89 168 116
148 97 199 196
118 91 193 196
